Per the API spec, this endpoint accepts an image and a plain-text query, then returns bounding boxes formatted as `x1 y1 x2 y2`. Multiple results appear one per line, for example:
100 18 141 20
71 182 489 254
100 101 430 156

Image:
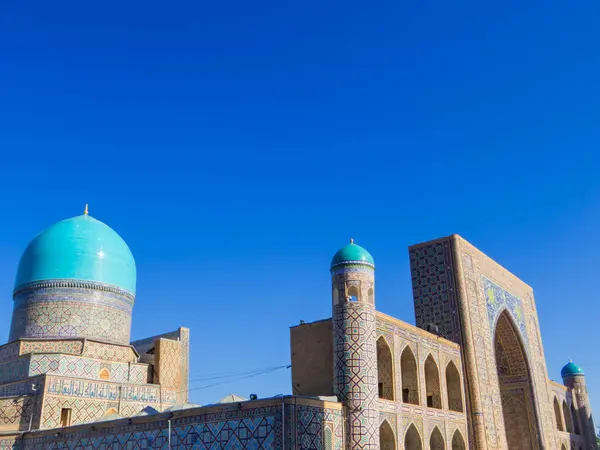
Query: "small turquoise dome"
561 361 584 377
15 214 136 294
331 240 374 268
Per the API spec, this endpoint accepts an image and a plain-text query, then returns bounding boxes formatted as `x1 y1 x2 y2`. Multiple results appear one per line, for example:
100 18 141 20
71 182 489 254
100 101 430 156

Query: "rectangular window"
427 395 433 408
402 388 410 403
378 383 383 398
60 408 72 428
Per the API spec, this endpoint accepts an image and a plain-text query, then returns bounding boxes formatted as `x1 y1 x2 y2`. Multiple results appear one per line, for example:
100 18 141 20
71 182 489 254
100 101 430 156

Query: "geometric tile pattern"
0 357 29 384
10 281 134 345
29 354 148 384
22 402 343 450
483 276 528 347
332 266 379 450
20 339 84 357
0 396 33 430
83 340 138 363
409 240 461 343
154 338 181 390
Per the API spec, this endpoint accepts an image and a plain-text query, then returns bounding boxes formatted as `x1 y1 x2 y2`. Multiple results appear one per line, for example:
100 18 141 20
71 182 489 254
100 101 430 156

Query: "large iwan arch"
494 309 540 449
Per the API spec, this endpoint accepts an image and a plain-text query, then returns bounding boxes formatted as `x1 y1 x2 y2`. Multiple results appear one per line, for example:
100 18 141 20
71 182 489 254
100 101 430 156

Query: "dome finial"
84 204 89 215
350 238 354 244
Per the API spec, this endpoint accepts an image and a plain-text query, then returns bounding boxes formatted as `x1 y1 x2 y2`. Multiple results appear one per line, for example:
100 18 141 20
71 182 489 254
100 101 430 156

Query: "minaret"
561 361 597 449
331 239 379 449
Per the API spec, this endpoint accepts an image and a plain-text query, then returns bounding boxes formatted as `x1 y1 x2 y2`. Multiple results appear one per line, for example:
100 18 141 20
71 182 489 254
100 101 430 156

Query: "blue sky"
1 0 599 410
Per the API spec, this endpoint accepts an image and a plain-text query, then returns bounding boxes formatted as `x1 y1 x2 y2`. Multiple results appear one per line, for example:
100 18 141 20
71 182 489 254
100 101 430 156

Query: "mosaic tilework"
332 265 379 449
0 396 34 431
20 339 83 356
0 344 20 363
409 240 461 344
10 281 134 345
154 338 181 390
0 380 39 398
83 340 138 363
295 405 343 450
29 354 148 384
0 357 29 385
483 276 528 347
29 403 285 449
23 401 342 450
45 377 161 404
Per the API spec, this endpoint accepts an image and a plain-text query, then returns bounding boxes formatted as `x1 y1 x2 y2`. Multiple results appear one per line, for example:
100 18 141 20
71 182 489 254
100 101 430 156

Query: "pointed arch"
561 444 567 450
379 419 396 450
562 400 573 433
445 361 462 412
554 397 564 431
103 407 118 416
404 424 422 450
346 285 360 302
494 309 539 447
367 287 374 304
377 336 394 400
429 426 445 450
424 354 441 409
451 430 466 450
570 402 580 435
401 345 419 405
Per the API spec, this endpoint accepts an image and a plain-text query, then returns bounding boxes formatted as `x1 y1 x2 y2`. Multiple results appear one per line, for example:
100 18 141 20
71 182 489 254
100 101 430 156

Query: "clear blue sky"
1 1 599 409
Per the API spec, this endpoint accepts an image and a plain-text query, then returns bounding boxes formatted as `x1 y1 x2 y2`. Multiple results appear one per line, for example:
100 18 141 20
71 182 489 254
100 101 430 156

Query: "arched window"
404 424 422 450
562 400 573 433
323 425 333 450
451 430 466 450
554 397 564 431
99 368 110 380
379 420 395 450
445 361 462 412
400 346 419 405
346 285 360 302
377 337 394 400
424 355 441 409
570 402 580 435
430 427 445 450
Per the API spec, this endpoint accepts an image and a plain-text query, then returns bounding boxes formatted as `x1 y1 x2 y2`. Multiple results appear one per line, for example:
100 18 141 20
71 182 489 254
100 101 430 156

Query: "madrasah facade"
0 210 595 449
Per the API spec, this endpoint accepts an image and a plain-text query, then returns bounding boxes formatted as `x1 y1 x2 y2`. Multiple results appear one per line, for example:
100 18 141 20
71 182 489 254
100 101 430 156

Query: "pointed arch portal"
451 430 466 450
430 427 445 450
494 310 540 449
404 424 422 450
379 420 395 450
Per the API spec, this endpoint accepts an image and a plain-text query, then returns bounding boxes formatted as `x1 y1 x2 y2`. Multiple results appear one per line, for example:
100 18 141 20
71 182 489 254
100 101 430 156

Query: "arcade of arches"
494 310 539 449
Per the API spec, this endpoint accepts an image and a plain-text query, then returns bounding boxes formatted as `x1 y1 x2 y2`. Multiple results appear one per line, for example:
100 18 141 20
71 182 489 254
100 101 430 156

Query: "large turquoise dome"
561 361 584 377
331 240 375 268
14 214 136 294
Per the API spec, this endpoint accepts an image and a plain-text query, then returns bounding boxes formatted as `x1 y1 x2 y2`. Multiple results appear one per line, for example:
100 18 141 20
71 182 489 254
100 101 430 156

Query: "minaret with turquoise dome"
331 239 379 450
561 360 597 449
10 206 136 345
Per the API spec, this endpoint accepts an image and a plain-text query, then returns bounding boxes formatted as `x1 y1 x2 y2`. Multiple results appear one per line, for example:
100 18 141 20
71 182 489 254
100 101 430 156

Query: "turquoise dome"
15 214 136 294
331 240 374 268
561 361 585 377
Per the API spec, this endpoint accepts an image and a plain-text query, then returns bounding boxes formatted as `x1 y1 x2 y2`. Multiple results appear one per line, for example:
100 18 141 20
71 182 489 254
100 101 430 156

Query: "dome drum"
10 280 134 344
